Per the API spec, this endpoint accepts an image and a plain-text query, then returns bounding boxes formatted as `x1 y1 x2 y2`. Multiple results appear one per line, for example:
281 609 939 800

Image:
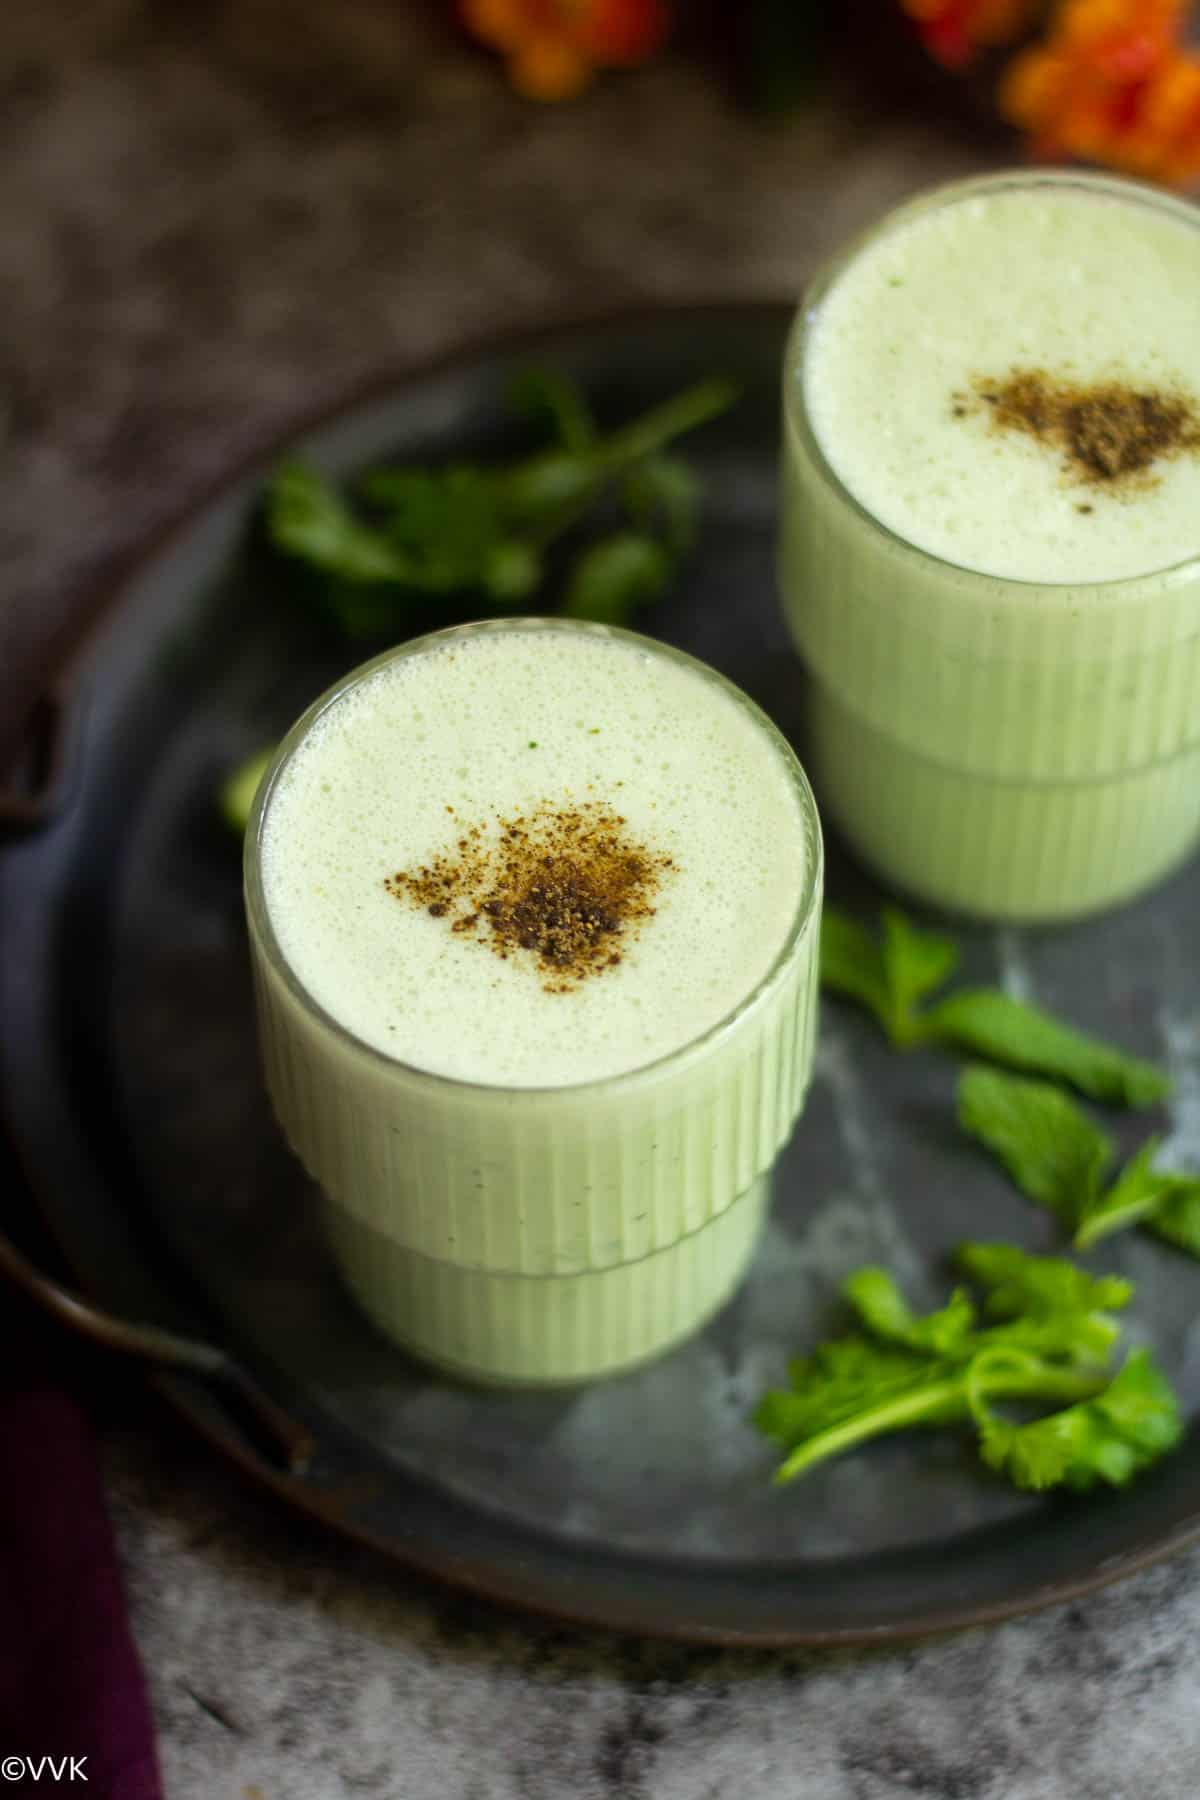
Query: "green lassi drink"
781 171 1200 921
246 618 822 1384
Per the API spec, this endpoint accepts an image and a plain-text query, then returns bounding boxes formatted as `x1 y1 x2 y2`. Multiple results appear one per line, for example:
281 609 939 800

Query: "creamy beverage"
247 619 822 1383
262 626 809 1087
780 171 1200 921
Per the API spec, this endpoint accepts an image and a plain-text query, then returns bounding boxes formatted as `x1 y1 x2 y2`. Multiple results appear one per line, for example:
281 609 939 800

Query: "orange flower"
901 0 1036 68
998 0 1200 185
462 0 669 100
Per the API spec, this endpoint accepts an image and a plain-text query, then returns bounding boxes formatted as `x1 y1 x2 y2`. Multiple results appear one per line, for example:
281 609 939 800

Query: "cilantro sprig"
959 1066 1200 1255
265 370 737 638
819 906 1169 1108
754 1246 1181 1491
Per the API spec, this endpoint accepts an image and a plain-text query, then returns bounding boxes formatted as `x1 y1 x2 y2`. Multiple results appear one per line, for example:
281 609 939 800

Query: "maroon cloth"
0 1346 162 1800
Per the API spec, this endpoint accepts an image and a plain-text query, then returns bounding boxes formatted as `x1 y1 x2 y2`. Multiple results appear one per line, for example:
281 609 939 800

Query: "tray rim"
5 297 1200 1647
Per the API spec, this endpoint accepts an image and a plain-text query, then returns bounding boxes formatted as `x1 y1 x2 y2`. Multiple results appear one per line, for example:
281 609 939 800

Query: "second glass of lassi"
246 618 822 1385
781 170 1200 922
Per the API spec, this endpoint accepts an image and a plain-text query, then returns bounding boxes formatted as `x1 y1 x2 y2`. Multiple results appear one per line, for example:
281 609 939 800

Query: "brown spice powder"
959 369 1200 491
384 800 674 993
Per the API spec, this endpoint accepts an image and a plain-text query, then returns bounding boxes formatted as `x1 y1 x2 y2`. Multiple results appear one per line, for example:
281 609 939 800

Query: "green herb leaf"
482 538 542 602
755 1249 1151 1488
818 907 1169 1106
958 1070 1200 1258
755 1337 967 1483
508 367 596 452
882 908 959 1041
956 1242 1132 1320
958 1066 1113 1228
818 911 894 1033
818 906 957 1046
978 1349 1182 1491
1144 1174 1200 1258
218 746 275 835
622 454 702 555
268 463 415 585
560 532 672 626
263 374 738 639
1073 1139 1176 1250
843 1267 976 1356
954 1242 1129 1366
927 987 1169 1108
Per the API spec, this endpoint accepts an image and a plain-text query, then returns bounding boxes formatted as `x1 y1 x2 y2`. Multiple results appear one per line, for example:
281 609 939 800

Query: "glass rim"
784 166 1200 595
244 615 823 1099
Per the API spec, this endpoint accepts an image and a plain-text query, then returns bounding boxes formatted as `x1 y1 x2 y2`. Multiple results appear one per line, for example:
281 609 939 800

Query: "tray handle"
0 1227 315 1475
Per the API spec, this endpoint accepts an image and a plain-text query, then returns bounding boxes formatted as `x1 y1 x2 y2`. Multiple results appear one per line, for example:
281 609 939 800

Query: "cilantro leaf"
507 367 596 452
754 1336 969 1483
755 1251 1155 1489
268 463 415 585
927 987 1169 1108
818 906 957 1046
954 1242 1129 1366
622 454 702 555
843 1267 976 1355
262 374 738 641
956 1242 1132 1321
978 1350 1182 1492
958 1066 1113 1229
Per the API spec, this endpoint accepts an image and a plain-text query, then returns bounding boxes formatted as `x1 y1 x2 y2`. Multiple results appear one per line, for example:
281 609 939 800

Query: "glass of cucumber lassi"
781 170 1200 922
246 618 822 1384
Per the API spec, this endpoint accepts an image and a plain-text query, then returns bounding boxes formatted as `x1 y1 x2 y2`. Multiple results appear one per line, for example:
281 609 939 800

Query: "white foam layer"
804 183 1200 583
261 628 809 1087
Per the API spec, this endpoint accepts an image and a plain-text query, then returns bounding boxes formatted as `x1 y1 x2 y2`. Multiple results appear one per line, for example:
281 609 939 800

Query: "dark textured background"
6 4 1200 1796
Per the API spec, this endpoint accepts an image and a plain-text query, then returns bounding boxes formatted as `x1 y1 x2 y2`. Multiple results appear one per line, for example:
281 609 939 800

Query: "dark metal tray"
4 306 1200 1645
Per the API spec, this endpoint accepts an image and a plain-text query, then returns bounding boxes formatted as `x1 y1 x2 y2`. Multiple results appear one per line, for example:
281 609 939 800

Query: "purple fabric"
0 1349 162 1800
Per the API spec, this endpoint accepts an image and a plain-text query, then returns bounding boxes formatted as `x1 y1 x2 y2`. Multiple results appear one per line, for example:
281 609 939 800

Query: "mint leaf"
818 911 893 1033
958 1066 1113 1229
882 908 959 1035
1144 1175 1200 1258
959 1071 1200 1258
1073 1139 1175 1250
560 532 672 625
818 907 1169 1107
818 906 956 1046
979 1350 1182 1492
928 987 1168 1108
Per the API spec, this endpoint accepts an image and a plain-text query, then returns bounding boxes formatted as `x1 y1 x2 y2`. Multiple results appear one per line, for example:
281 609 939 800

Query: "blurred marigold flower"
900 0 1037 69
1000 0 1200 184
903 0 1200 186
462 0 670 100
